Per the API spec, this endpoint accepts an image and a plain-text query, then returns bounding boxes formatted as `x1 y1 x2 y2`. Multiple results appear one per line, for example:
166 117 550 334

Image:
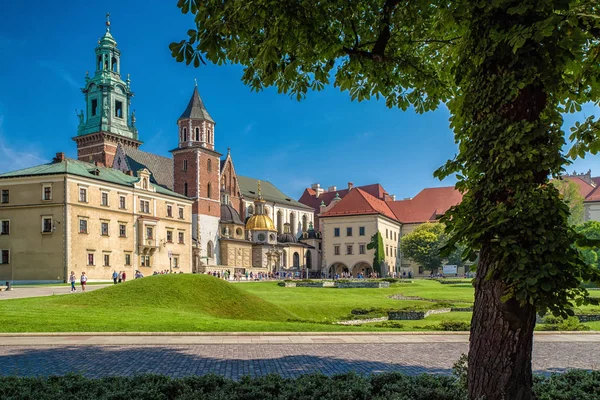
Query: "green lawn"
0 275 597 332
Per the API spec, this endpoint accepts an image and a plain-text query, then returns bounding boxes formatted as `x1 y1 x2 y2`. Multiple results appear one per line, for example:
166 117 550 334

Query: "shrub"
438 321 471 331
539 316 591 331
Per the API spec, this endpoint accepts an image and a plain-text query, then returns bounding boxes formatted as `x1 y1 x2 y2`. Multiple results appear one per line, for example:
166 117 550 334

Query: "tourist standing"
69 271 77 293
118 271 123 283
122 271 127 282
80 272 88 292
112 270 118 284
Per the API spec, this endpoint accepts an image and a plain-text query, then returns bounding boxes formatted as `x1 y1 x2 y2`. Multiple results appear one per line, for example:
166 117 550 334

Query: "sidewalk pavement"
0 332 597 346
0 284 110 300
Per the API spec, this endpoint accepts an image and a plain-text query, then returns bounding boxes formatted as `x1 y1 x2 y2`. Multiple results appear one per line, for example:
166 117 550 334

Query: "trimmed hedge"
0 371 598 400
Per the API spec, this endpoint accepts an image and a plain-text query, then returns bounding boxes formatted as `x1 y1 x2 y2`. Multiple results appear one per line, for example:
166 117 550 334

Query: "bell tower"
73 13 141 166
171 81 221 266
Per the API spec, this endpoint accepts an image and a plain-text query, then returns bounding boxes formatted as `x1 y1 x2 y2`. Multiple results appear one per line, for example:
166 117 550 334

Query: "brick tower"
73 13 141 166
171 82 221 265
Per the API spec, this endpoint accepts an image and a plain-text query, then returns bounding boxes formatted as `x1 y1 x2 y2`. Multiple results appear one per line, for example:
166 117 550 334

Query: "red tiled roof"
563 177 596 198
585 185 600 202
298 183 388 211
593 176 600 186
319 188 397 221
388 186 463 223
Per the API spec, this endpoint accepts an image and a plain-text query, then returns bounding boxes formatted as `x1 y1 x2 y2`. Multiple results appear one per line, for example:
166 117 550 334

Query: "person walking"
122 271 127 282
112 270 118 284
118 271 123 283
69 271 77 293
80 272 88 292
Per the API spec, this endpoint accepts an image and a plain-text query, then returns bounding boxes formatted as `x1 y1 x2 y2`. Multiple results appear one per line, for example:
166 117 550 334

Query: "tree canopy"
551 178 585 225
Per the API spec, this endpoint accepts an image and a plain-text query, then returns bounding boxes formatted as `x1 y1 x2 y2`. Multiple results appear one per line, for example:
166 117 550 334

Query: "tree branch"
372 0 401 61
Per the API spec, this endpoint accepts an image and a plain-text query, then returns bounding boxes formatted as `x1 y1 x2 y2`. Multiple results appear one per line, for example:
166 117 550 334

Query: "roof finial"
257 180 262 199
105 12 111 32
194 77 198 87
227 147 231 155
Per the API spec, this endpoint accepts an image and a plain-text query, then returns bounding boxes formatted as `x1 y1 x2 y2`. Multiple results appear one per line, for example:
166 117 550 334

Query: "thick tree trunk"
468 246 537 400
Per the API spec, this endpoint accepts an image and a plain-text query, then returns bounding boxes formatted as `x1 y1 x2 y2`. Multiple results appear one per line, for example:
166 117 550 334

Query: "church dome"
246 214 277 232
278 232 297 243
220 204 244 225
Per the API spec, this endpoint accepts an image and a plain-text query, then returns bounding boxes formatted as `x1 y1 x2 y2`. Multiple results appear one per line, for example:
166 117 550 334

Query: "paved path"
0 285 110 300
0 334 597 379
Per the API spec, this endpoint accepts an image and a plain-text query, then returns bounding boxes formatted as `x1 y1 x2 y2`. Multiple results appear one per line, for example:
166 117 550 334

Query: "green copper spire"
76 14 138 140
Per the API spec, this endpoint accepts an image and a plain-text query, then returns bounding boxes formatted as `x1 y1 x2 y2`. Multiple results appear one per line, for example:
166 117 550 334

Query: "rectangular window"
0 220 9 235
101 192 109 206
87 253 94 266
334 228 340 237
140 200 149 213
386 229 389 239
43 185 52 201
394 232 397 241
166 230 173 243
359 244 366 254
1 250 9 264
141 255 151 267
178 232 185 244
146 227 153 239
79 219 88 234
42 217 52 233
79 188 87 202
394 247 397 257
119 195 126 209
91 99 98 116
359 227 365 236
125 253 131 266
334 245 340 255
1 189 9 203
103 254 110 267
346 245 353 255
179 207 184 219
115 100 123 118
173 256 179 268
167 205 173 217
119 224 126 237
182 159 187 171
386 245 389 257
101 222 109 236
346 227 352 236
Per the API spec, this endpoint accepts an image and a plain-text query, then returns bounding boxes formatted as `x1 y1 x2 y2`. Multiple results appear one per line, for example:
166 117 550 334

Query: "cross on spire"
194 77 198 87
105 12 111 32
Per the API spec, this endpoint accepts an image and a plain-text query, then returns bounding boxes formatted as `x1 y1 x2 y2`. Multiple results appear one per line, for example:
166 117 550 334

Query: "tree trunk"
468 246 537 400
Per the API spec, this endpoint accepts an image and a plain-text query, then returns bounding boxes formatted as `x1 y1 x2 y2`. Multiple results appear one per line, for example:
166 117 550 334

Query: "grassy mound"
63 274 293 321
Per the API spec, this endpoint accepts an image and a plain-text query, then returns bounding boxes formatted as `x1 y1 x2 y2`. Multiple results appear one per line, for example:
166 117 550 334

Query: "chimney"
311 182 325 197
391 194 396 201
54 152 65 162
348 182 354 191
328 185 337 192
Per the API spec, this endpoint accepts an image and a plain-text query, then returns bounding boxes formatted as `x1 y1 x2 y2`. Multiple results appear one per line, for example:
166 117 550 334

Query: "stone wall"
388 308 451 320
336 281 390 289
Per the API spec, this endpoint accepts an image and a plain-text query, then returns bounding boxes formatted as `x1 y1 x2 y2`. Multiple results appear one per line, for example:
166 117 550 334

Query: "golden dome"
246 214 277 232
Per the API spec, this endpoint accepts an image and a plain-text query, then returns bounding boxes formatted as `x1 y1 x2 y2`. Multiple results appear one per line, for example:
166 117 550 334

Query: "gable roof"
320 188 398 221
388 186 462 223
0 157 188 200
298 183 388 211
562 176 596 198
237 175 312 210
121 147 174 190
179 86 214 123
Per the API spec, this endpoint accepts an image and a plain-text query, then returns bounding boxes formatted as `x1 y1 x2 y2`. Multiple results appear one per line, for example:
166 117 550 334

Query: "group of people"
68 271 87 292
152 270 184 275
111 270 128 284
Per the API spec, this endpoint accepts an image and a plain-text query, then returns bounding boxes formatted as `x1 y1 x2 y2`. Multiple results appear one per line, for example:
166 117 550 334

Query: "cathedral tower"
73 14 141 166
172 82 221 265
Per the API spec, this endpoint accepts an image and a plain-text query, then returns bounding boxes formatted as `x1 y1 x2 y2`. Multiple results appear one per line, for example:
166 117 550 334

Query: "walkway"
0 284 110 300
0 333 597 379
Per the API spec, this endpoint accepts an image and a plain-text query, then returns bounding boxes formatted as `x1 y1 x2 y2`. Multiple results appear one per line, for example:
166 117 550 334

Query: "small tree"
400 223 445 274
575 221 600 268
552 179 585 225
366 232 384 275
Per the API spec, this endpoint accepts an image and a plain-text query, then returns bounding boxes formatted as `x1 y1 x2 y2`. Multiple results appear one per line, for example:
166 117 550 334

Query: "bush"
438 321 471 331
0 371 598 400
539 316 591 331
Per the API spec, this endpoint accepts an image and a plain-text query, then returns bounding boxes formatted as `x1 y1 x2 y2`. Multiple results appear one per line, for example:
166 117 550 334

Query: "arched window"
98 55 103 70
207 159 212 172
277 210 283 234
293 252 300 268
232 177 236 195
223 174 227 191
183 128 187 142
111 57 118 72
207 129 212 143
302 215 308 232
184 182 188 197
290 212 296 236
306 251 312 269
207 183 212 198
207 241 213 258
195 127 200 141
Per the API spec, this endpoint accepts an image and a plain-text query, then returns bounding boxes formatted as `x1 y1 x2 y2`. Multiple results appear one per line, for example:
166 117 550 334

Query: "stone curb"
0 331 596 337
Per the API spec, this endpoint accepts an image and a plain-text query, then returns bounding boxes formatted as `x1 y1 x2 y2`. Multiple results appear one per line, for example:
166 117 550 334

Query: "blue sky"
0 1 599 200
